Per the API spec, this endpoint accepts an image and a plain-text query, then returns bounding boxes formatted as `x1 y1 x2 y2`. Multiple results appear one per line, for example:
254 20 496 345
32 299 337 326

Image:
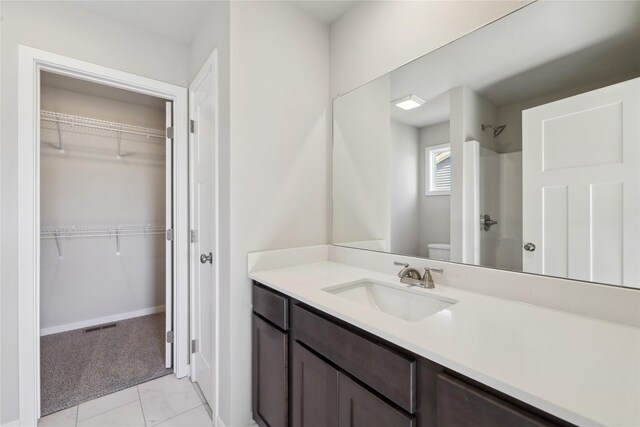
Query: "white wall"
495 72 640 153
330 1 531 98
0 2 189 423
418 121 450 257
39 85 165 333
497 151 522 270
464 88 498 151
333 75 390 249
229 2 329 426
390 120 419 256
448 87 465 262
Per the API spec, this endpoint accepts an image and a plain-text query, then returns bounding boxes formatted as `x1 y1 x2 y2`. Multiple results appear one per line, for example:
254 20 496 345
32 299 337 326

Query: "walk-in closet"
39 71 173 415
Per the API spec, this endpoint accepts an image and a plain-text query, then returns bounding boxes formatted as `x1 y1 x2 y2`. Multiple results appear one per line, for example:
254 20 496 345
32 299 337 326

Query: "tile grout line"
74 391 140 425
144 377 203 427
152 404 205 427
136 385 149 427
191 381 213 420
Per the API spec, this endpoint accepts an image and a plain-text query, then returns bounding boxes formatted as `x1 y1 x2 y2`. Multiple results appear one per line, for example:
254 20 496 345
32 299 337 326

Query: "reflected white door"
189 53 218 410
522 77 640 287
165 101 173 368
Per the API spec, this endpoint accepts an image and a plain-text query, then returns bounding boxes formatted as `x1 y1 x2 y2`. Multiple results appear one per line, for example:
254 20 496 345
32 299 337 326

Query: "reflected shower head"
481 124 506 138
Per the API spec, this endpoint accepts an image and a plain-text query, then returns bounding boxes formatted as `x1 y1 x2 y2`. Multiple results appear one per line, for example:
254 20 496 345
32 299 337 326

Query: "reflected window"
425 143 451 195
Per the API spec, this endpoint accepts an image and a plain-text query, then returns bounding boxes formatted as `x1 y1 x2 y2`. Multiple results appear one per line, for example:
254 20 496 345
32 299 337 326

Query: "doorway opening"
38 71 174 415
17 46 190 425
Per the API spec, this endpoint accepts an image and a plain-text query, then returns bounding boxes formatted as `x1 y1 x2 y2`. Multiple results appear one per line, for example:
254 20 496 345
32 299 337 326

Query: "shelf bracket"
115 229 121 255
54 234 63 260
56 121 64 153
117 131 123 159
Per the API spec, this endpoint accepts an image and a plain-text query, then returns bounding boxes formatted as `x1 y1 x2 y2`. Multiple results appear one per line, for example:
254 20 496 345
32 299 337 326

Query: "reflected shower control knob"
524 243 536 252
480 214 498 231
200 252 213 264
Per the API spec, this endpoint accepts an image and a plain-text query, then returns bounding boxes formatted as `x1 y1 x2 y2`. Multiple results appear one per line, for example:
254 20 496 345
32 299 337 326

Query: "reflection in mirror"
332 1 640 288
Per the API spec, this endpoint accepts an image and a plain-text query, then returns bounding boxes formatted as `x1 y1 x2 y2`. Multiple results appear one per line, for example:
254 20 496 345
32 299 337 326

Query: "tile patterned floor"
38 375 212 427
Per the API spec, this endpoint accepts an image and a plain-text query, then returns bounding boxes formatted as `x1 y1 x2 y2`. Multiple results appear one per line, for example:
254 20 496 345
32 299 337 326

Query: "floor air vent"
84 323 118 333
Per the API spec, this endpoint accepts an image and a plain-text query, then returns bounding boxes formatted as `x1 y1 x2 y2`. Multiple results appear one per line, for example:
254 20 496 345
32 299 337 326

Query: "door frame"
188 50 220 420
17 45 190 425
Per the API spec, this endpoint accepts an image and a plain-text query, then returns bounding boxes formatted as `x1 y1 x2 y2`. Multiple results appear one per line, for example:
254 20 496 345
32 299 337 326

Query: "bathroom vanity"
249 256 640 427
252 280 571 427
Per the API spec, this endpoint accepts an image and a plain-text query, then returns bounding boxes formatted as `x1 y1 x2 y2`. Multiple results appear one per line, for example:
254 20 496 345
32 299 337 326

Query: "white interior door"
522 77 640 287
189 54 218 410
165 101 173 368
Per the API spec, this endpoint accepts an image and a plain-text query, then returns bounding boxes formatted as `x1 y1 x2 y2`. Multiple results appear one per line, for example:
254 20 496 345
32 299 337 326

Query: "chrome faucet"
394 261 443 289
394 261 422 282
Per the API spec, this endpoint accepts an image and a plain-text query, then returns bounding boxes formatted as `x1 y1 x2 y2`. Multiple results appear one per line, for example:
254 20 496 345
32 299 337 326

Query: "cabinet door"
437 374 555 427
252 315 288 427
291 341 338 427
338 373 415 427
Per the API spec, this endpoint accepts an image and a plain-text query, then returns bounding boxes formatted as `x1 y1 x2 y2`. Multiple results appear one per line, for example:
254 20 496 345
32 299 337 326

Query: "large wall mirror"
332 1 640 289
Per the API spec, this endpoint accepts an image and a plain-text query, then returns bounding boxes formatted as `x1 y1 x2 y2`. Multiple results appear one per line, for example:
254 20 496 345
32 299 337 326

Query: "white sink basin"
324 279 457 322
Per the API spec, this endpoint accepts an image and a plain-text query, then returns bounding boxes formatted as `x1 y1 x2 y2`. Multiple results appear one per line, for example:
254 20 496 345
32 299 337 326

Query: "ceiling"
69 1 213 44
390 91 450 129
387 1 640 128
291 1 356 25
70 0 355 45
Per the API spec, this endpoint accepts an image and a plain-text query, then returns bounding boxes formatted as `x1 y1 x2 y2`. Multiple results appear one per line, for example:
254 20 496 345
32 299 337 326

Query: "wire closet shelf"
41 110 166 141
40 224 166 258
40 110 167 157
40 224 166 239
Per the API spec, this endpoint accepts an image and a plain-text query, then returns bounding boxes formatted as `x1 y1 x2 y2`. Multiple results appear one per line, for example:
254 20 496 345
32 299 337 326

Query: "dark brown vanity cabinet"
436 374 555 427
291 341 338 427
338 373 415 427
252 284 290 427
252 282 571 427
290 340 413 427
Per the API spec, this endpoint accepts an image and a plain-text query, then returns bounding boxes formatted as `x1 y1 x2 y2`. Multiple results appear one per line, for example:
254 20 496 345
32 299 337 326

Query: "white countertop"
249 261 640 427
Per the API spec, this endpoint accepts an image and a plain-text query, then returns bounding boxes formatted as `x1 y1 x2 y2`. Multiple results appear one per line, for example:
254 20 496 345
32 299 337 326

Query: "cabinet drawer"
437 374 555 427
291 303 416 413
253 283 288 330
338 373 415 427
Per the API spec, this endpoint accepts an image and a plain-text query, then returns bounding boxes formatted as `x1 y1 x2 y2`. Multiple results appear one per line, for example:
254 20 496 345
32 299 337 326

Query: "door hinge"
190 120 195 133
166 331 174 344
166 229 174 241
166 126 174 139
190 229 197 243
191 339 198 354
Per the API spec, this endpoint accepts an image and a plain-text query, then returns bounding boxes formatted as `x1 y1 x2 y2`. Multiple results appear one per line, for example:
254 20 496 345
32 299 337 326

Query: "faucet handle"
395 261 410 279
422 267 443 289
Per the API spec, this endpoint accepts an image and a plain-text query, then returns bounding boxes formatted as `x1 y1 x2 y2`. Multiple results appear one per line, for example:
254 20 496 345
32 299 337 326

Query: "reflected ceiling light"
391 94 425 110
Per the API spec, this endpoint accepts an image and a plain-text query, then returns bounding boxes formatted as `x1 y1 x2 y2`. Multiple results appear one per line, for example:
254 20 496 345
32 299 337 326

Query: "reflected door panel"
522 77 640 287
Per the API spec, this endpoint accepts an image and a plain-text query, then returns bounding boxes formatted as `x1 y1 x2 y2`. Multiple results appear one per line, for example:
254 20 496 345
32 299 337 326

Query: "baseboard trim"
1 419 20 427
40 305 166 336
212 415 255 427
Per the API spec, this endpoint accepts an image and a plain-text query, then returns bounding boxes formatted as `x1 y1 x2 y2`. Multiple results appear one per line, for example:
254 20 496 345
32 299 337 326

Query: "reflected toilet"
428 243 450 261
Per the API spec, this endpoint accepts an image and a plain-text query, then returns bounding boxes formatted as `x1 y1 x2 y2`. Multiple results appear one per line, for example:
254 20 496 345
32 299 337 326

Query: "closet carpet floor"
40 312 172 416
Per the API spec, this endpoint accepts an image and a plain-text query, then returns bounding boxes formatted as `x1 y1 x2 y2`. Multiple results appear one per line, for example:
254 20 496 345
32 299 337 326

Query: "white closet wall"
40 81 167 335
